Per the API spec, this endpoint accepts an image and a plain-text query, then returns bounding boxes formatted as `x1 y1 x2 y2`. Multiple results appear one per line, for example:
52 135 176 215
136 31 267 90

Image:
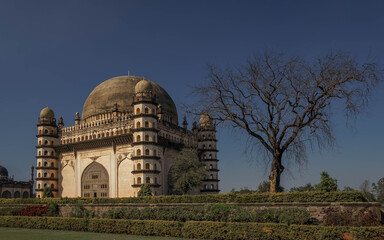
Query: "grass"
0 227 190 240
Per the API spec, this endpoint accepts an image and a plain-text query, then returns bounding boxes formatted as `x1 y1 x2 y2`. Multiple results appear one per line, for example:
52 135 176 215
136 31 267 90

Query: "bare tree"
190 51 381 192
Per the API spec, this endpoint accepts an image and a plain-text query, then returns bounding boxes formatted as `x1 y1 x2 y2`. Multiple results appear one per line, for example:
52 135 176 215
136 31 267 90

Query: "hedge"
1 216 384 240
0 191 367 205
102 205 311 225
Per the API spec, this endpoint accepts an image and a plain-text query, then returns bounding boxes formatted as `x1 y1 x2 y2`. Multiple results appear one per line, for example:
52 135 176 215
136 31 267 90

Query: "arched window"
136 108 141 114
209 164 213 169
211 184 214 189
51 184 54 189
209 154 212 159
144 108 149 114
208 145 212 149
145 163 150 170
38 173 41 178
202 135 205 140
204 184 207 190
44 151 48 156
45 129 48 134
51 173 54 178
38 151 41 156
136 135 141 142
38 141 41 145
145 149 150 155
203 154 206 160
145 135 149 141
137 163 141 170
137 149 141 156
154 150 157 156
39 130 42 134
38 184 40 189
137 177 141 184
51 162 54 167
14 191 20 198
210 174 213 179
145 121 149 128
44 162 48 167
155 177 157 184
136 121 141 128
44 173 47 177
51 151 54 156
203 145 206 149
146 177 150 184
154 164 157 170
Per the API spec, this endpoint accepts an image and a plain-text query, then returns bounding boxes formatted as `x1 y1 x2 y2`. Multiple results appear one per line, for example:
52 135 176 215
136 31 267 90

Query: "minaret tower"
131 79 161 196
198 114 220 194
36 107 59 198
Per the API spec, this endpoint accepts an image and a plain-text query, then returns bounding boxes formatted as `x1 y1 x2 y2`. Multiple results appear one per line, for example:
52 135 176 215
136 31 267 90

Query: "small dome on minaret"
200 113 213 127
135 79 153 93
40 107 55 119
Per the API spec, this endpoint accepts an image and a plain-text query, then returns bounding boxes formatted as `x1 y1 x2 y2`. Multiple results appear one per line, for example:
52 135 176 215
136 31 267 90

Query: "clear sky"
0 0 383 193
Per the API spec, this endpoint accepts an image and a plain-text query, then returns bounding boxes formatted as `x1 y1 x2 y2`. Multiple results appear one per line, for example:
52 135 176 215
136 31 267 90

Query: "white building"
36 76 219 198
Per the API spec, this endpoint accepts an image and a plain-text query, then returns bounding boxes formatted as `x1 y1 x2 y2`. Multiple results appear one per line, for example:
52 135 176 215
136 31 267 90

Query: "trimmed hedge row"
102 205 311 225
0 216 383 240
0 191 367 204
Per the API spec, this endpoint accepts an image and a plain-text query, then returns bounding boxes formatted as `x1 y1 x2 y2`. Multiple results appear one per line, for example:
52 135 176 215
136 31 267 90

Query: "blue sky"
0 0 383 192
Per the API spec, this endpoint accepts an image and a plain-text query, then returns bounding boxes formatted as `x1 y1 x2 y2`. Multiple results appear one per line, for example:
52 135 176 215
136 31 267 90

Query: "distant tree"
190 51 382 192
43 187 54 198
138 184 152 197
290 183 315 192
372 177 384 202
342 186 355 191
315 172 337 192
257 180 284 193
230 187 257 194
360 180 376 202
169 148 207 194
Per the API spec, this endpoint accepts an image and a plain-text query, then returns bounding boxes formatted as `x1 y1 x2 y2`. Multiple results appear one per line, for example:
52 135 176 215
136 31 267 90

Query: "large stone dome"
0 165 8 178
82 76 178 124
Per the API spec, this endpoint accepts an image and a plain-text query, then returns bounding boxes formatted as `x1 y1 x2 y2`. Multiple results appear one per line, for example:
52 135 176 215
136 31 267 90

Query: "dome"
200 114 213 127
82 76 178 124
135 79 153 93
40 107 55 119
0 165 8 178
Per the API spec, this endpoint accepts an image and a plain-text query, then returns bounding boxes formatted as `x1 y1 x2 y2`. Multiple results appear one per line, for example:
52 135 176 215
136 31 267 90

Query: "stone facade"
35 76 220 198
0 166 33 198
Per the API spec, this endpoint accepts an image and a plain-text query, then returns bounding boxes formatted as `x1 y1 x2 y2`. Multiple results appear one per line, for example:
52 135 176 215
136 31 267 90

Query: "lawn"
0 227 190 240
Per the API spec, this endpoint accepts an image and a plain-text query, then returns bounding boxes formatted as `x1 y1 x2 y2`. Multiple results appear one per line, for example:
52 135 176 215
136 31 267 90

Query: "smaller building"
0 165 34 198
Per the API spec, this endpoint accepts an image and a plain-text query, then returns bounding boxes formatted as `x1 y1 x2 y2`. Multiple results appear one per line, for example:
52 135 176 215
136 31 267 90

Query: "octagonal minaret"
131 80 161 196
198 114 220 194
36 107 59 198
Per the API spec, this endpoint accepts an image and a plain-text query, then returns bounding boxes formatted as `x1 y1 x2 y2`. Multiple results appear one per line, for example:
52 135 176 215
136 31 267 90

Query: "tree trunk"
269 155 284 193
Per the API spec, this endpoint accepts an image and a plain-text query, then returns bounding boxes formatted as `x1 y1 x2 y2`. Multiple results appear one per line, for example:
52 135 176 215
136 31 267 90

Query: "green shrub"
102 205 311 224
0 191 368 205
69 203 96 219
0 216 384 239
0 207 23 216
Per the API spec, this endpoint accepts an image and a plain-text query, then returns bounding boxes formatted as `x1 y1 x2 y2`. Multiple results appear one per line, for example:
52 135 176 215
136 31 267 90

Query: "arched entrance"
1 191 11 198
81 162 109 198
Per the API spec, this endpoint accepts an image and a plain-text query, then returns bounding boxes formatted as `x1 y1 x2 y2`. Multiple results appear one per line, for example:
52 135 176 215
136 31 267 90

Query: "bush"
0 191 368 205
0 216 384 239
323 206 381 227
102 205 311 224
12 205 48 216
0 207 23 216
69 203 96 218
